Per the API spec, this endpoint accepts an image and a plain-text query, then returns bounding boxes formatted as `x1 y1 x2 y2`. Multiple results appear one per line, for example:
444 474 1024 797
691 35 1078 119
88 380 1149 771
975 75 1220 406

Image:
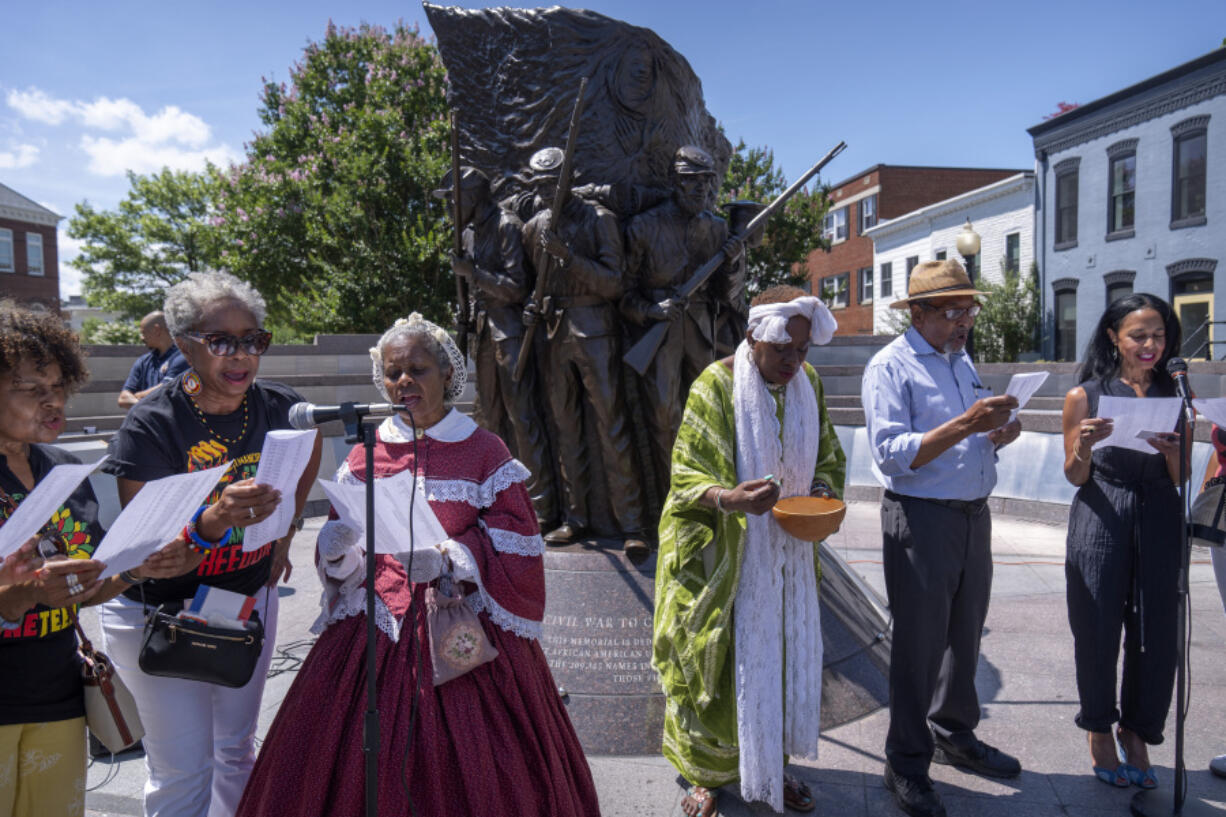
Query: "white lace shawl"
732 339 824 812
312 410 545 642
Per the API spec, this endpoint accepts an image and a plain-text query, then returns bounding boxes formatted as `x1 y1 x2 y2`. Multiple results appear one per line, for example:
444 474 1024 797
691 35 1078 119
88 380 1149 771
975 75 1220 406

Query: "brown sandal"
681 784 718 817
783 774 816 812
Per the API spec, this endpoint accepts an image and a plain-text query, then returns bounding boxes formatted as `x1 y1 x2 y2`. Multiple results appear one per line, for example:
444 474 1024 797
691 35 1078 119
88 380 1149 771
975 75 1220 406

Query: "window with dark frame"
821 207 849 243
1172 129 1207 225
1055 166 1079 247
822 272 850 309
1108 154 1136 235
905 256 918 286
1054 286 1078 361
935 250 946 260
1106 280 1132 304
0 229 12 273
26 233 43 276
860 194 877 233
858 267 873 304
1005 233 1020 273
880 262 893 298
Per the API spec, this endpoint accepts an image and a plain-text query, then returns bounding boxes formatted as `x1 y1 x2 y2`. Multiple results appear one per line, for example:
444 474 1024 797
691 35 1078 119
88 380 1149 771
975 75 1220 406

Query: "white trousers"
98 591 278 817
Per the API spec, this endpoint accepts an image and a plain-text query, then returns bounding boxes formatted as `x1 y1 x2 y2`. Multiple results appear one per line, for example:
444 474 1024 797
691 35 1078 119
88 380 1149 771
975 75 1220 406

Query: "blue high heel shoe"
1093 764 1129 787
1117 729 1158 790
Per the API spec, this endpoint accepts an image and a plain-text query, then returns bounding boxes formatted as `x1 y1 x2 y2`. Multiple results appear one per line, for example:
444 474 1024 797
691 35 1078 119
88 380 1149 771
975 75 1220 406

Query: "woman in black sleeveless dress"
1061 293 1184 790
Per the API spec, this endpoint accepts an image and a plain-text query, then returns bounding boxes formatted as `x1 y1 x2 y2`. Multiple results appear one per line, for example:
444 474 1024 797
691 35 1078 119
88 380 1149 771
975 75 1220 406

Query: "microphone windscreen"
1166 357 1188 376
288 402 314 430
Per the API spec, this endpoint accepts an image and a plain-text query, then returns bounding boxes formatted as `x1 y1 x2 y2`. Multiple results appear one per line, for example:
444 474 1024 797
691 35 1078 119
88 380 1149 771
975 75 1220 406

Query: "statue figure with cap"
434 166 560 530
622 144 744 492
521 146 648 556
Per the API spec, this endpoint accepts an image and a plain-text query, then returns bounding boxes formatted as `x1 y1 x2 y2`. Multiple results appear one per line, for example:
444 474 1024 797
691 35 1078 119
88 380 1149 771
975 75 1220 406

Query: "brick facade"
0 216 59 310
805 165 1023 335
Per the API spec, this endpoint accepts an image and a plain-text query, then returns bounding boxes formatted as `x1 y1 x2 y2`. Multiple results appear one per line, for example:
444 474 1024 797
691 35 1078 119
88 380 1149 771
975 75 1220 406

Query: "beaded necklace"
188 392 250 446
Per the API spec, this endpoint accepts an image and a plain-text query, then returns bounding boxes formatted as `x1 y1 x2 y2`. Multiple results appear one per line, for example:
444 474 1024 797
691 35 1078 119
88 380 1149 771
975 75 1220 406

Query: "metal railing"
1181 319 1226 360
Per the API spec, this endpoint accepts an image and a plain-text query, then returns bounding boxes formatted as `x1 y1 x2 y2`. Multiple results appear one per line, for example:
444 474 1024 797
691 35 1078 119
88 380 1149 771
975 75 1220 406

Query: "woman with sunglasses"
98 271 322 817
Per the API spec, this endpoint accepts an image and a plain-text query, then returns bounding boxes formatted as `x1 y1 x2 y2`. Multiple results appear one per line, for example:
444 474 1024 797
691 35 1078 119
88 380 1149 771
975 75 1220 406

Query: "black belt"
884 489 988 515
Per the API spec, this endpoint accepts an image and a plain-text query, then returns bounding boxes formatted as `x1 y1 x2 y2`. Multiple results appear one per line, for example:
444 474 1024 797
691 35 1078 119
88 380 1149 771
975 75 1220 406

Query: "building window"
0 230 12 273
822 207 848 243
1107 154 1136 237
935 250 946 260
860 194 877 233
1053 279 1079 361
905 256 919 286
880 262 893 298
1055 161 1079 249
821 272 850 309
26 233 43 277
1171 120 1207 227
1005 233 1020 273
858 267 873 304
1105 270 1135 305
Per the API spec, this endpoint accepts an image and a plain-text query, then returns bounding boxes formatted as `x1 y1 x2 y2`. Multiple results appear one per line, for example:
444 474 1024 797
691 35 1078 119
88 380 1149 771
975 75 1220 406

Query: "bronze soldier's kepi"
672 145 716 176
529 147 565 177
432 166 489 199
888 259 987 310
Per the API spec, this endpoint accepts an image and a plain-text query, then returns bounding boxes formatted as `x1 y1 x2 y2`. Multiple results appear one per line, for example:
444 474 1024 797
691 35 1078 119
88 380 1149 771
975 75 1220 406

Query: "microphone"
1167 357 1193 406
288 401 399 429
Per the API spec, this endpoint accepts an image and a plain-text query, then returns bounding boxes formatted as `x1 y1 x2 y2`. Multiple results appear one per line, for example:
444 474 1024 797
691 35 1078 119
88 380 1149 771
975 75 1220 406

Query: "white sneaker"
1210 754 1226 779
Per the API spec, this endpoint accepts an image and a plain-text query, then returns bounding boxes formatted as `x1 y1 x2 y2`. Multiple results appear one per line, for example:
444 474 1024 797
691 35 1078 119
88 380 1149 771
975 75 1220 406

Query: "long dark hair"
1078 292 1182 391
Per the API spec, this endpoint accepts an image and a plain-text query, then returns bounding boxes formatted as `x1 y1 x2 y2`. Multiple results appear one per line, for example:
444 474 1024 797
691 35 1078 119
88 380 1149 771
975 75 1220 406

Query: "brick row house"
804 165 1025 335
0 182 62 312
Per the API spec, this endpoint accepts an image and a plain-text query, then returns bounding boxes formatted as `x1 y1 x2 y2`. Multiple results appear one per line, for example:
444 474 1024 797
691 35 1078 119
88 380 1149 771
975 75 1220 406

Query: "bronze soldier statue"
522 147 647 556
436 166 560 530
621 145 743 490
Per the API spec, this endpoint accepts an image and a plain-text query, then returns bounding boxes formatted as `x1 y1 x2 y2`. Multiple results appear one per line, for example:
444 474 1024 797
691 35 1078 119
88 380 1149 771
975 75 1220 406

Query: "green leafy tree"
720 140 832 299
69 169 222 318
973 260 1040 362
80 317 141 345
218 21 451 333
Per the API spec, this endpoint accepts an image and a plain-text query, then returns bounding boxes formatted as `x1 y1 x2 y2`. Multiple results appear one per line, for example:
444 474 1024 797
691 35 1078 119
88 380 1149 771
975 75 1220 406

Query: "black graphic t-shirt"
0 444 104 726
104 377 303 606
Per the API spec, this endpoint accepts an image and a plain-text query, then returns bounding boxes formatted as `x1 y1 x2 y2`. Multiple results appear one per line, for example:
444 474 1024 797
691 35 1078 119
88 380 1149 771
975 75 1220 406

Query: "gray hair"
163 271 267 336
369 313 466 404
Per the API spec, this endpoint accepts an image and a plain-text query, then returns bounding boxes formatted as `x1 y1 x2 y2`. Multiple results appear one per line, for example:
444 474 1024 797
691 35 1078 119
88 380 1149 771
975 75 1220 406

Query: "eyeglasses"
182 330 273 357
919 302 982 321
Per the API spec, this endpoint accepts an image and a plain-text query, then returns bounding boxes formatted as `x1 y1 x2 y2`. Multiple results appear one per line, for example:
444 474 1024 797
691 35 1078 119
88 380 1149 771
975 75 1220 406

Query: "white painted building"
863 172 1035 333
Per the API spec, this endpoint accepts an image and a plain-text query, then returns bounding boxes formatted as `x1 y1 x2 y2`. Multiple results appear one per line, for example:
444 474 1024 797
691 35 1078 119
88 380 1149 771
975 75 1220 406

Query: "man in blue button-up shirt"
863 260 1021 817
117 311 188 410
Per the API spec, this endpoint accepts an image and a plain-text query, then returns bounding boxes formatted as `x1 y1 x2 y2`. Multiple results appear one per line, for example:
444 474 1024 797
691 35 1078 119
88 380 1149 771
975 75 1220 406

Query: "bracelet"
1073 443 1089 464
714 488 728 514
119 569 148 585
183 504 232 554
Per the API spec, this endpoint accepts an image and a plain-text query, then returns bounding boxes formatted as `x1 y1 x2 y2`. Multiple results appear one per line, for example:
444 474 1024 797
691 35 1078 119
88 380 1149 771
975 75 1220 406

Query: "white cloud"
57 228 86 297
0 143 39 169
5 86 236 177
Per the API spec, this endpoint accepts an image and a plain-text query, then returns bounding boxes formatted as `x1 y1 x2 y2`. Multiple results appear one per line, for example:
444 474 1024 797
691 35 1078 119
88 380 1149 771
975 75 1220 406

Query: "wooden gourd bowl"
771 495 846 541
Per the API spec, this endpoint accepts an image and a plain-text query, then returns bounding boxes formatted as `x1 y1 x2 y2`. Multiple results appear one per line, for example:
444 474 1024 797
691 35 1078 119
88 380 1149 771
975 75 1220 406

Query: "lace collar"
379 409 476 444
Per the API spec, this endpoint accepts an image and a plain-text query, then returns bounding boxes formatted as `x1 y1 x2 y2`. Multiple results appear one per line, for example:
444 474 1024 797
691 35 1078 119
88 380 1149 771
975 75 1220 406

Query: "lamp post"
956 218 982 358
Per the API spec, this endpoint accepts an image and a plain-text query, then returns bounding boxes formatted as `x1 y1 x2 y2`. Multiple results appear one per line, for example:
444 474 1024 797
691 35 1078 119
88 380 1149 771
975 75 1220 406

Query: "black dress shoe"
884 763 946 817
932 732 1021 779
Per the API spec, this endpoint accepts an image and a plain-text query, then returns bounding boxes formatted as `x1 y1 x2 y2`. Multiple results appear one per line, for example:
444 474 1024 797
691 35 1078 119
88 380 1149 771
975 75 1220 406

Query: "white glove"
395 546 445 584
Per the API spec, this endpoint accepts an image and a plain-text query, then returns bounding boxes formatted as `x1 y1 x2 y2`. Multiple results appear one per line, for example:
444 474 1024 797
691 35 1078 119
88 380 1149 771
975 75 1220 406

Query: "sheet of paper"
318 470 448 554
1004 371 1049 422
242 429 318 551
1193 398 1226 429
0 457 108 559
1097 396 1183 455
95 464 230 579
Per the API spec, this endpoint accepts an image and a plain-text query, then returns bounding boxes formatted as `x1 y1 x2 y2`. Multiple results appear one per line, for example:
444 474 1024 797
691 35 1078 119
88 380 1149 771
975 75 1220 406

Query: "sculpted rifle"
512 77 589 383
450 111 470 361
622 140 848 376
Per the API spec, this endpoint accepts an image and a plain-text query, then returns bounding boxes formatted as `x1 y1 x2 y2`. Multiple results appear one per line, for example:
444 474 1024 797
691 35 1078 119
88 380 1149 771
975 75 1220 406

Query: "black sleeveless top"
1081 377 1177 486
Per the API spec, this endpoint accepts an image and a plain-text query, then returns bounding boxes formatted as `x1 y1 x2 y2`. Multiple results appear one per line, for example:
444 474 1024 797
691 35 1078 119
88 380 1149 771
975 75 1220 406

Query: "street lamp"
956 218 982 358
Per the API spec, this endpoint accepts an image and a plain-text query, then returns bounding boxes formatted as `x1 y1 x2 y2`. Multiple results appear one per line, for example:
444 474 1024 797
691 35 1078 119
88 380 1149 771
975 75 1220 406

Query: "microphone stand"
1131 395 1214 817
338 402 380 817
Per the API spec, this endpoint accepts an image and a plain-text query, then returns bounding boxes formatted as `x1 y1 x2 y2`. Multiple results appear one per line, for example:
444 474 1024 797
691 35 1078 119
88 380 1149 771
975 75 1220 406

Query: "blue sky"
1 0 1219 295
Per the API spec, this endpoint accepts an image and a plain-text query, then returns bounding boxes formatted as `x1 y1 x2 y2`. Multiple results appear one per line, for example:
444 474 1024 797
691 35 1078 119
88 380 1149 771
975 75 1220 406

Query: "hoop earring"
1112 345 1119 363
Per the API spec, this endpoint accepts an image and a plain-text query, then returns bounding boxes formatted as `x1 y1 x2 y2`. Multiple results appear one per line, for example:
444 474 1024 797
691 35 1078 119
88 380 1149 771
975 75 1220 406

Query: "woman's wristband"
1073 442 1089 464
119 569 148 585
714 488 728 514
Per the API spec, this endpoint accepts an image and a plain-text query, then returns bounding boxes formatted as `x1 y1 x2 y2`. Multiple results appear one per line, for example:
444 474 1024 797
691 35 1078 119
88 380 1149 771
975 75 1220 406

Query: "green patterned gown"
651 359 846 788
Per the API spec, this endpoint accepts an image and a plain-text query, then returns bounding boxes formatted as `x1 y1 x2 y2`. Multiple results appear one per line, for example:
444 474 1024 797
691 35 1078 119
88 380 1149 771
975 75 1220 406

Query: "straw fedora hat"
889 259 988 310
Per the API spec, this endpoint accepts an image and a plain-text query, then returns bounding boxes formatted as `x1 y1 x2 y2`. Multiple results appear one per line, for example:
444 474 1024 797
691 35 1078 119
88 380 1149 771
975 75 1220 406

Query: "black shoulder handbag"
138 589 267 689
1191 475 1226 549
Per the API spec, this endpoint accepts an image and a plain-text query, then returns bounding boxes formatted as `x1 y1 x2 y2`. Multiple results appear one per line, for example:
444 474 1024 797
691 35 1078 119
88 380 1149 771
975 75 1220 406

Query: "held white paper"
95 464 230 579
1192 398 1226 429
1004 372 1049 423
1096 396 1183 455
0 457 108 559
317 469 449 554
242 429 318 552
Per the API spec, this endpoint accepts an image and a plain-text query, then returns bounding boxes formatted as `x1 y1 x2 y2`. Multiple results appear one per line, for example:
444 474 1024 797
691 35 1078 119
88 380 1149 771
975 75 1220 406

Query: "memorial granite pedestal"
541 540 892 755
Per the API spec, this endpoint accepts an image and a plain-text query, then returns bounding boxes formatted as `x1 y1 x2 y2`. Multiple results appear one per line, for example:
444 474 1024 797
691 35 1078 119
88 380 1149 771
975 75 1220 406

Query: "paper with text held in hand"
1096 396 1183 455
1004 372 1049 423
0 457 108 559
94 463 231 579
317 469 448 555
242 429 318 552
1192 398 1226 429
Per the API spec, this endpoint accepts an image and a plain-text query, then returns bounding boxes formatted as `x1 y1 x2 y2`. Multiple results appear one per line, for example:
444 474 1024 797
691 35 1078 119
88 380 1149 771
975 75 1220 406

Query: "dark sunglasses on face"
919 302 982 322
182 330 273 357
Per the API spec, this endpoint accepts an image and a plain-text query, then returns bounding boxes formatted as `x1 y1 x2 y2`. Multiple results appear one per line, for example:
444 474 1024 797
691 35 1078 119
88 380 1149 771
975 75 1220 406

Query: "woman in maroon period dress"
236 313 600 817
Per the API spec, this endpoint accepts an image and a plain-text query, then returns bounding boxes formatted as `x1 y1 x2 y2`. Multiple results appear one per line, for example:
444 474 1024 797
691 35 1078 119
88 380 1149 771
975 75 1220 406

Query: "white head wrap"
369 312 466 403
746 295 838 346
